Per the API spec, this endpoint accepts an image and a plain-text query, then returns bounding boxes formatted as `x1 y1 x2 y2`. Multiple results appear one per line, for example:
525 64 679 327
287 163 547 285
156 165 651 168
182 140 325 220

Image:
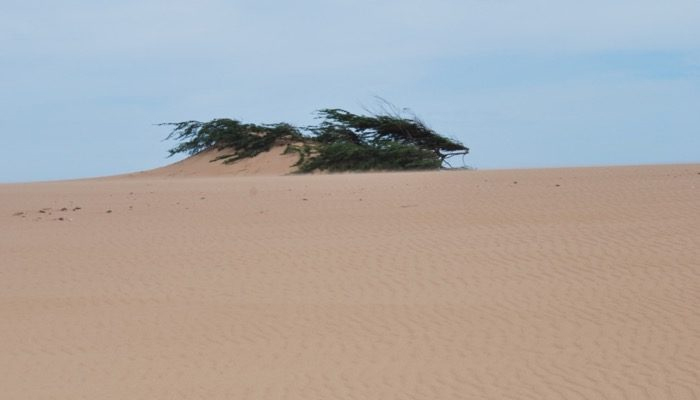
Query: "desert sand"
1 152 699 399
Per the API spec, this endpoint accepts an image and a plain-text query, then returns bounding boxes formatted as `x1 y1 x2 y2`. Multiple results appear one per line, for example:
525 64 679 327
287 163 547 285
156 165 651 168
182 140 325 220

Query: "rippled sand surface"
2 164 699 399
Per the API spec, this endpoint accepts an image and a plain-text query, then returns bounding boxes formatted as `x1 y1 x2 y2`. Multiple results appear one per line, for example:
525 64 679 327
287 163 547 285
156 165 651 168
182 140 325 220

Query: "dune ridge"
1 163 699 399
129 145 300 178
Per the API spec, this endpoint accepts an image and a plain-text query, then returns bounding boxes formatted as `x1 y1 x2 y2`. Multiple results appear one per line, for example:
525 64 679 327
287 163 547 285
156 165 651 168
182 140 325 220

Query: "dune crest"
132 145 300 177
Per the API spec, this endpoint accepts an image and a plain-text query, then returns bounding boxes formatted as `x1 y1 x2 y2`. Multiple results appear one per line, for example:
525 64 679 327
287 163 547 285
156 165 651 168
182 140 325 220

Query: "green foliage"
162 107 469 172
311 109 468 158
297 141 442 173
160 119 304 164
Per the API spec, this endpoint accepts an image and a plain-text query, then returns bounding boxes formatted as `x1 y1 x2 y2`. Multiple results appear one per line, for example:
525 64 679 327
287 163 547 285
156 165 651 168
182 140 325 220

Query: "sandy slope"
1 161 699 399
129 145 301 177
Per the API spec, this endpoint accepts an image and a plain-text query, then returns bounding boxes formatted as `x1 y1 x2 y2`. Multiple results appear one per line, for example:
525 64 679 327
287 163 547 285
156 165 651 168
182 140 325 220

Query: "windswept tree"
302 108 469 171
162 106 469 173
160 119 304 164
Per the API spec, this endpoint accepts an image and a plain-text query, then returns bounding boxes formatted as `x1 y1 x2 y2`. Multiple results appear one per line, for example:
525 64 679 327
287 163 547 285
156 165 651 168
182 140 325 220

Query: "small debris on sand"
12 211 25 217
106 210 113 214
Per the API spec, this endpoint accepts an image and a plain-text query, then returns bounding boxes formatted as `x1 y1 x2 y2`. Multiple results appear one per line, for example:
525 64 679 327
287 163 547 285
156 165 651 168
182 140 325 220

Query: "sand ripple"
1 165 699 399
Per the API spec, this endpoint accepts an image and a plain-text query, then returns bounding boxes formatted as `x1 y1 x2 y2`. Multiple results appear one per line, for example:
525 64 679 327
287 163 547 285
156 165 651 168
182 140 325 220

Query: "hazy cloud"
1 0 698 181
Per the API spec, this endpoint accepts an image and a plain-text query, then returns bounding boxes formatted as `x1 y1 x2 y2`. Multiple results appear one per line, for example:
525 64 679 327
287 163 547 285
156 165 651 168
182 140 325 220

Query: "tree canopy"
161 107 469 173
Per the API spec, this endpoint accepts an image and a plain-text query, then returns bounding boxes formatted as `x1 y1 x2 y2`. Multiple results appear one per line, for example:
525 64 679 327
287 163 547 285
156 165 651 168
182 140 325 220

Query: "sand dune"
129 145 300 178
1 162 699 399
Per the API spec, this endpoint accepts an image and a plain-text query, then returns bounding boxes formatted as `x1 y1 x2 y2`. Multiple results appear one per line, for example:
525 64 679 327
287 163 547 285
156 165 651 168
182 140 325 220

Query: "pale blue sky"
1 0 699 182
